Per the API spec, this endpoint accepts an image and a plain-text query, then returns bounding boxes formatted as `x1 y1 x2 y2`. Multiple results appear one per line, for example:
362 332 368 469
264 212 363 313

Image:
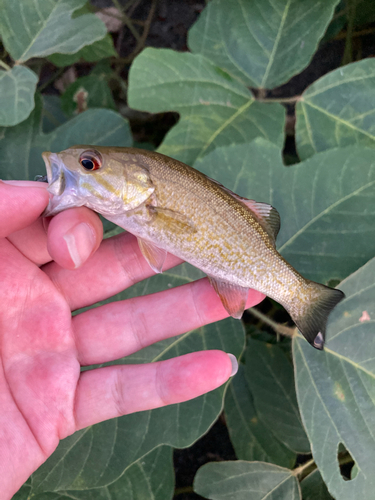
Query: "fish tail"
291 282 345 350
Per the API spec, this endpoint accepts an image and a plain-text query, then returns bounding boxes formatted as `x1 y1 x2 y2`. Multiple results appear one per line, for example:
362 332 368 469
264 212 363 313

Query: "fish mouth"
42 151 84 216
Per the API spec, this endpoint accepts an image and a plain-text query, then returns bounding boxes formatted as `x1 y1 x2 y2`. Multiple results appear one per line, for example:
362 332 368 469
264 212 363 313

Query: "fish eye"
79 150 102 171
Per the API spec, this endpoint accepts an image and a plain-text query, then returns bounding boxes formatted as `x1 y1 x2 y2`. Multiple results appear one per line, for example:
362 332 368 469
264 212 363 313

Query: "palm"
0 235 80 489
0 182 264 499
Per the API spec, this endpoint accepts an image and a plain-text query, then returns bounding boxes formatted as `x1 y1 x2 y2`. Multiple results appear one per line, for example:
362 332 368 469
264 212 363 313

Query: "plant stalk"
174 486 194 496
247 307 296 338
112 0 141 42
293 458 316 480
0 60 11 71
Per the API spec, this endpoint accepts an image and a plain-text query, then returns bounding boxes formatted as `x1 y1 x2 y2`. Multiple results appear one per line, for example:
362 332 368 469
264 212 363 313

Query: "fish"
42 145 345 349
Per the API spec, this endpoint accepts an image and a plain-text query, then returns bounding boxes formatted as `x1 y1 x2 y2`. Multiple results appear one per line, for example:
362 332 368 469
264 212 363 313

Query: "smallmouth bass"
42 146 345 349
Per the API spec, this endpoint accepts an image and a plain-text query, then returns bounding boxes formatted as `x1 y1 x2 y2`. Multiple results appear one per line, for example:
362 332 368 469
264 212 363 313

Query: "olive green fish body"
42 146 344 349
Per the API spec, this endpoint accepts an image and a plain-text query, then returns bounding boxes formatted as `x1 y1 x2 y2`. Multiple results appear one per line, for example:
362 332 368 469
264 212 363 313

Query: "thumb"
0 181 49 238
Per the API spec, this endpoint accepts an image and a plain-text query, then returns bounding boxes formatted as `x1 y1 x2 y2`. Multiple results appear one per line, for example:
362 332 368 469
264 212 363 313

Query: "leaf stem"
293 458 316 480
0 60 11 71
257 95 301 104
114 0 157 69
247 307 297 338
112 0 141 42
335 26 375 40
174 486 194 496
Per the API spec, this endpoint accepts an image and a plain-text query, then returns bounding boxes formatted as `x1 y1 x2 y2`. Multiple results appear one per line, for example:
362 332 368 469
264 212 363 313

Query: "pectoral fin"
208 277 248 319
149 206 196 234
137 238 167 274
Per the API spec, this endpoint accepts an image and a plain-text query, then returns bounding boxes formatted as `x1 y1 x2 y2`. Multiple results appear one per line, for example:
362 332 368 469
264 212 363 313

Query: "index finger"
42 231 183 310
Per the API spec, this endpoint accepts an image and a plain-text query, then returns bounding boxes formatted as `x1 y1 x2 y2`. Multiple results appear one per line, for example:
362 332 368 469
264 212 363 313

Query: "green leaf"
0 66 38 126
106 445 174 500
30 317 244 494
225 366 296 467
294 257 375 500
48 33 117 67
0 0 107 62
0 94 131 181
25 446 173 499
61 75 116 115
300 469 334 500
188 0 340 89
296 59 375 159
194 461 301 500
244 339 310 454
193 140 375 283
128 48 285 164
42 95 69 133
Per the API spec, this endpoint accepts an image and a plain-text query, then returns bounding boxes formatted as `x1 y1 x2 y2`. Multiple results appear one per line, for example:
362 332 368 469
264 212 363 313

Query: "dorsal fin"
204 175 280 245
240 199 280 246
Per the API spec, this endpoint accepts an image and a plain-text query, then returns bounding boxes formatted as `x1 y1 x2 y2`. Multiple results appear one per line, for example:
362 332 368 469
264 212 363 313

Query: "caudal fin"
292 283 345 350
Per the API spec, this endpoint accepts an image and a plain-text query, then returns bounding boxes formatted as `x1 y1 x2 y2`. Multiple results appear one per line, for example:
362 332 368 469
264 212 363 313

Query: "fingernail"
2 180 48 189
227 353 238 377
63 223 96 268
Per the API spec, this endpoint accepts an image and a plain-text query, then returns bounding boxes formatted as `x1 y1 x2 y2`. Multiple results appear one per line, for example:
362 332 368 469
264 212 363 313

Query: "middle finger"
72 278 265 366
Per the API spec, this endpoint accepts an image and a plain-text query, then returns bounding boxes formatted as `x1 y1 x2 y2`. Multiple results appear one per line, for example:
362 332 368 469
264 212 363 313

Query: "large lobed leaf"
296 58 375 159
48 33 117 67
188 0 340 89
0 66 38 127
294 257 375 500
245 340 310 454
128 48 285 165
0 0 107 62
194 461 301 500
225 365 296 467
19 445 174 500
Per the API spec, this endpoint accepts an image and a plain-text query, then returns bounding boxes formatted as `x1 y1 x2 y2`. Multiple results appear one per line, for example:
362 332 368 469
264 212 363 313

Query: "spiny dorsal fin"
207 177 280 246
240 199 280 246
208 277 248 319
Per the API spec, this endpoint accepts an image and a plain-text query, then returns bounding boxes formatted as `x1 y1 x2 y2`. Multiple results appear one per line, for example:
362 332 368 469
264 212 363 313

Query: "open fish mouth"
42 151 84 216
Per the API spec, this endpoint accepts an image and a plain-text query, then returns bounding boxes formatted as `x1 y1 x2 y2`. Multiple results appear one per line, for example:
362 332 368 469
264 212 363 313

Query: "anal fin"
137 238 167 274
208 277 248 319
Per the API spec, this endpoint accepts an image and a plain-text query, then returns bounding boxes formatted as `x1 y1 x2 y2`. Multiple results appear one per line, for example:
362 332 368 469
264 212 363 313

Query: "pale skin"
0 181 264 499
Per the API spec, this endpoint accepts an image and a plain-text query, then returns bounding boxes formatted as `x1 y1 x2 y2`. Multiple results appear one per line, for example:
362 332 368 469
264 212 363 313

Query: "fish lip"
42 151 53 184
42 152 64 195
42 151 83 217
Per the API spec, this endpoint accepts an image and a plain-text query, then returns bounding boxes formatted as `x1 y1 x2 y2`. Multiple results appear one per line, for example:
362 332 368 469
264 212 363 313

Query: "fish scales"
42 146 345 349
128 151 303 302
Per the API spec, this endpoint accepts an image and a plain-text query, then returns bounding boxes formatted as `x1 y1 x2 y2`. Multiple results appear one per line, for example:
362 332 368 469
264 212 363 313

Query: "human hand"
0 181 264 499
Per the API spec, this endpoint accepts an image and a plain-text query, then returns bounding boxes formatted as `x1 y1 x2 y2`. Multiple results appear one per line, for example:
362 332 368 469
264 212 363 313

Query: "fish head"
42 145 155 217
